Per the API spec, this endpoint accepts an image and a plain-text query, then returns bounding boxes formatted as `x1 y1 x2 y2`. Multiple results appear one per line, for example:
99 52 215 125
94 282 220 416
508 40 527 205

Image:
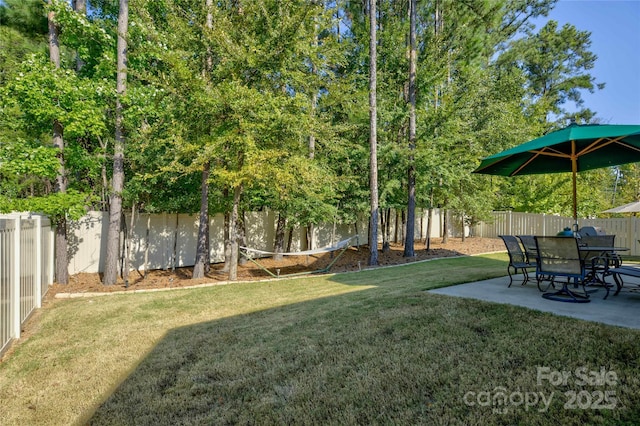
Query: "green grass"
1 253 639 425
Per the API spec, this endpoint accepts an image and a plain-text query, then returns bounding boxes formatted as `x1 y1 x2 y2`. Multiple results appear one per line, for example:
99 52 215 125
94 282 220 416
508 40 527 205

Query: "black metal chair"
578 234 619 299
499 235 536 287
517 234 556 292
516 235 538 266
534 236 590 303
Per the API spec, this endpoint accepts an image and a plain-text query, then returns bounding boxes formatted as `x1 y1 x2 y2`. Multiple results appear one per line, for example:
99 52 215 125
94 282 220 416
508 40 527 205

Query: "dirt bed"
51 237 504 296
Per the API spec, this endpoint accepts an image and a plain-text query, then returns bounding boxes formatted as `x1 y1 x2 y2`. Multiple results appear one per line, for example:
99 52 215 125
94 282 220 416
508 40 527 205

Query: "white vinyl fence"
0 214 54 357
66 208 452 275
472 211 640 256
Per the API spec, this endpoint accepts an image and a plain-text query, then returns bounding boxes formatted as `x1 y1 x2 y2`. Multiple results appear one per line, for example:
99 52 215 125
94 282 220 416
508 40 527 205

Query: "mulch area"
50 237 505 296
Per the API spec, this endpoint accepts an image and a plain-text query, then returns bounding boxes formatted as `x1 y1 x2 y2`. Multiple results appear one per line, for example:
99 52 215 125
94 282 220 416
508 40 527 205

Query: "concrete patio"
429 274 640 329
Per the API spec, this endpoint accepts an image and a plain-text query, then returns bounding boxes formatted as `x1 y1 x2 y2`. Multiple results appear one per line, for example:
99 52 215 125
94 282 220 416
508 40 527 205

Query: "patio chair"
579 234 619 299
516 235 538 266
499 235 536 287
534 236 590 303
517 234 556 292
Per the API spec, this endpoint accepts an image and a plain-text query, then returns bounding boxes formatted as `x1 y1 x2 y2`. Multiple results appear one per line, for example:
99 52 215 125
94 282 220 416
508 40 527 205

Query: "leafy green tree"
367 0 379 265
0 0 616 280
128 0 338 279
613 164 640 206
48 0 70 284
484 11 606 218
404 0 417 257
499 19 603 123
103 0 129 285
0 0 48 38
1 0 111 283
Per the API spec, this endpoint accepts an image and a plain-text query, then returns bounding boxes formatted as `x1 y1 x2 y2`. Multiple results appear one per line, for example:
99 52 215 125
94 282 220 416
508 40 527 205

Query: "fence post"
12 216 21 340
628 216 635 255
35 215 42 308
49 221 55 285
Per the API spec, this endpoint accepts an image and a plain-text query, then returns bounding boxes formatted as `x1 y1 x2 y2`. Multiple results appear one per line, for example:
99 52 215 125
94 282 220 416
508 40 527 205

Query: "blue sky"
534 0 640 124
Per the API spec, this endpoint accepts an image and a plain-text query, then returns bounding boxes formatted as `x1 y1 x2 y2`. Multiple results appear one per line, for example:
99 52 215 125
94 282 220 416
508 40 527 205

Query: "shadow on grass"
87 256 640 425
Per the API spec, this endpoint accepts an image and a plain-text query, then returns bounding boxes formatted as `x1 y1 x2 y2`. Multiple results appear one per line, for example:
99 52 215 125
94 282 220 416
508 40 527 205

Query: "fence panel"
66 208 449 275
20 219 37 324
0 214 54 358
473 212 640 256
581 217 640 255
41 217 52 298
0 219 15 355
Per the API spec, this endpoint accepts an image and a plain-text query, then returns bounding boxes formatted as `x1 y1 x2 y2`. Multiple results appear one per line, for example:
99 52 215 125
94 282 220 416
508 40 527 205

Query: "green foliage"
0 139 59 180
614 164 640 205
46 0 116 78
0 0 48 38
0 0 609 231
499 18 602 122
0 189 94 223
5 54 108 139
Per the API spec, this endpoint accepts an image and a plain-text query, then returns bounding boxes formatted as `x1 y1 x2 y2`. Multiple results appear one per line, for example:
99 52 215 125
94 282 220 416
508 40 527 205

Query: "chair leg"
613 274 624 296
537 275 554 292
542 277 590 303
507 265 514 287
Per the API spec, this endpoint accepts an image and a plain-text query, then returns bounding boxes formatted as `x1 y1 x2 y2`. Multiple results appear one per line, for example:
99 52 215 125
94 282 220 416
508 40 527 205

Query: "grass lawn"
1 253 639 425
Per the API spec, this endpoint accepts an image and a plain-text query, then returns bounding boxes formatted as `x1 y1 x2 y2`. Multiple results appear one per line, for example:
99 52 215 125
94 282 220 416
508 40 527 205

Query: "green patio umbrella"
473 123 640 224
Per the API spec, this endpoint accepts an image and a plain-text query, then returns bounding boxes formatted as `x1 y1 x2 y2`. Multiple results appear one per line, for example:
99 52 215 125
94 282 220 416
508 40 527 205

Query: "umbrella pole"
572 141 579 231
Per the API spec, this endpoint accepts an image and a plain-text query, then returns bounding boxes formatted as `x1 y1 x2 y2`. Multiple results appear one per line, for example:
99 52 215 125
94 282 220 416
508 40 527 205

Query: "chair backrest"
580 235 615 248
517 235 538 263
500 235 527 264
534 236 584 277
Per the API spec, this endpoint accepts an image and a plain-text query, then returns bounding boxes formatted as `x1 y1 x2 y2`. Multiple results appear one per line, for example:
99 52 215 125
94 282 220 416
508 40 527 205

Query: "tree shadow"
85 254 640 425
86 256 517 425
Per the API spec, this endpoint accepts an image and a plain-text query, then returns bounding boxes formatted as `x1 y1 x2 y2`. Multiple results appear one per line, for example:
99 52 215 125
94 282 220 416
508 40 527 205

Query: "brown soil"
50 237 504 296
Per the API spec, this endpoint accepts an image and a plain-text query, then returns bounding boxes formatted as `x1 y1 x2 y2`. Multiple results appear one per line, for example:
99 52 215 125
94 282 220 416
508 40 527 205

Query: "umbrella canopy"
602 201 640 214
473 123 640 221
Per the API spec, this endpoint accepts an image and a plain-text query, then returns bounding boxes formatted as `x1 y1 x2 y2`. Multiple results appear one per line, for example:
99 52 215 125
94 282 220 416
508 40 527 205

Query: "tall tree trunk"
381 208 390 253
54 218 68 285
442 209 449 243
144 214 150 278
393 209 399 243
48 6 68 285
286 226 294 253
98 136 109 210
72 0 86 71
120 213 126 278
403 0 417 257
193 162 211 278
425 188 434 250
124 203 136 287
309 22 318 160
193 0 214 279
237 209 247 266
228 184 243 281
273 213 287 261
306 224 314 251
103 0 128 285
205 0 214 73
303 13 319 247
172 214 178 273
368 0 379 266
222 210 231 272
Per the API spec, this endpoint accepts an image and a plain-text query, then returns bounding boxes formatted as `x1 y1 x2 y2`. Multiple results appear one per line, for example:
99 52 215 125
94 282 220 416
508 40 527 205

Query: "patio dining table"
578 246 629 298
525 236 630 302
